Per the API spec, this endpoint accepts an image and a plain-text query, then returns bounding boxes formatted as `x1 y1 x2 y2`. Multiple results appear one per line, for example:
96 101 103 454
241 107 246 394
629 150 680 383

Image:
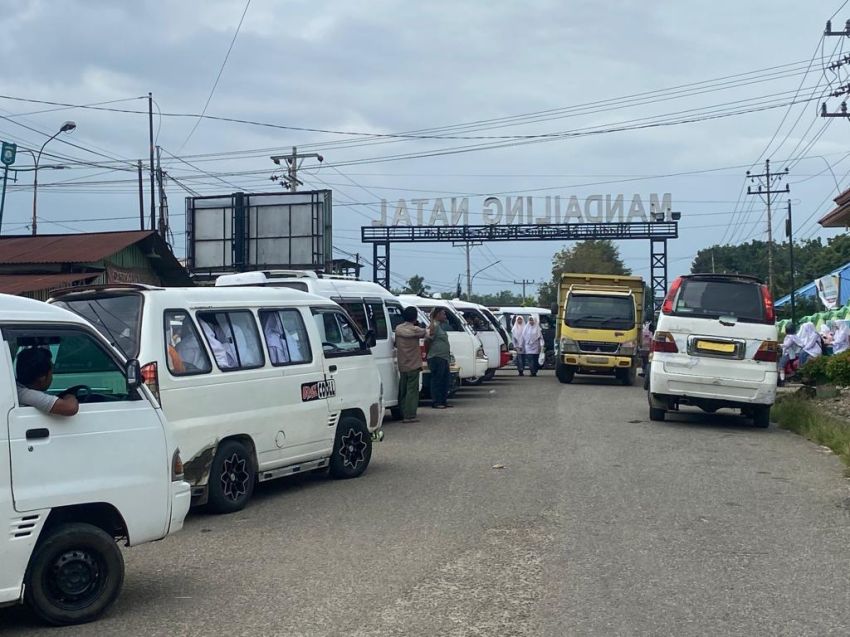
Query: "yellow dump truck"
555 273 645 385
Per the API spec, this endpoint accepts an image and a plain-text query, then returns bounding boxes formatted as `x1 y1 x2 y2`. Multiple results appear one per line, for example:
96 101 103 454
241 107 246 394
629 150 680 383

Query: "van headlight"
560 337 579 353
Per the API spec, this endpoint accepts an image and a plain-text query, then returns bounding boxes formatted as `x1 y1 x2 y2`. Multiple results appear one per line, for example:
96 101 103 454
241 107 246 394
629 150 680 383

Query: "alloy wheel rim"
220 452 250 501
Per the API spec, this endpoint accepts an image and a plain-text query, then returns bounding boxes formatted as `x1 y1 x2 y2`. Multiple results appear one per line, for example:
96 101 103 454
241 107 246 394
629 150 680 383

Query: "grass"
772 394 850 474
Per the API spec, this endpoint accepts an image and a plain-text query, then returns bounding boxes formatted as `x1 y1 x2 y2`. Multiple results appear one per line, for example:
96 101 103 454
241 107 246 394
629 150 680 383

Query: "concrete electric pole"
745 159 789 296
270 146 324 192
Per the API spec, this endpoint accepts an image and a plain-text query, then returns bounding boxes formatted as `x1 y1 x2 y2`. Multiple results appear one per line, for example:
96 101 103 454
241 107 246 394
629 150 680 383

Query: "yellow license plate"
696 340 735 353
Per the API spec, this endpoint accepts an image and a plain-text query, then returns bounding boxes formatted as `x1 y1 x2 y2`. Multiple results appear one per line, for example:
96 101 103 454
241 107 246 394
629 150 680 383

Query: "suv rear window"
673 279 766 323
53 294 142 359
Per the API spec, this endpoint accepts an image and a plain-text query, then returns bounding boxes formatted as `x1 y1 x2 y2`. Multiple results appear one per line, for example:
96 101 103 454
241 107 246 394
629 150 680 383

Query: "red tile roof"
0 231 155 264
0 272 100 295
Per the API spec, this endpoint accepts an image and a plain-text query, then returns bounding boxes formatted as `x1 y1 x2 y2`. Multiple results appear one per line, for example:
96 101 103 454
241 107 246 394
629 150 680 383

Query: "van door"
4 325 170 541
364 298 396 408
311 307 380 424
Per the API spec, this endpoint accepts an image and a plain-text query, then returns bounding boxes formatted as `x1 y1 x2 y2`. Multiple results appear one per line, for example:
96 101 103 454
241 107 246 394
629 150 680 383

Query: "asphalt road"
4 371 850 636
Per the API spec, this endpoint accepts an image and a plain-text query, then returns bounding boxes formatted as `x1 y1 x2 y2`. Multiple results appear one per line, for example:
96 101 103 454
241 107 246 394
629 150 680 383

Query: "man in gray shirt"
16 348 79 416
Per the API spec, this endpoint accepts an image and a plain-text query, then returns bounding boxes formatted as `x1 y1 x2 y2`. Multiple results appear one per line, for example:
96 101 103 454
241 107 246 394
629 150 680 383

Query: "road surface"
4 371 850 636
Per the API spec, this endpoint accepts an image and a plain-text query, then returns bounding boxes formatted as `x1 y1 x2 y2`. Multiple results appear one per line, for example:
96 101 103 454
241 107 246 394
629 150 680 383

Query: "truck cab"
555 274 645 385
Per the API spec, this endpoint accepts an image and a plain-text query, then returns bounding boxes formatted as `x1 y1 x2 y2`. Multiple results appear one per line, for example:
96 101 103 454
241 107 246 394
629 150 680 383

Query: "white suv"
647 274 779 427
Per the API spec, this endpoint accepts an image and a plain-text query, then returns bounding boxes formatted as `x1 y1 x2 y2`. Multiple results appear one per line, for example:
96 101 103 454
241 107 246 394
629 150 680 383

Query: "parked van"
448 299 509 380
647 274 778 427
216 270 409 419
0 294 190 625
399 295 489 384
51 285 384 514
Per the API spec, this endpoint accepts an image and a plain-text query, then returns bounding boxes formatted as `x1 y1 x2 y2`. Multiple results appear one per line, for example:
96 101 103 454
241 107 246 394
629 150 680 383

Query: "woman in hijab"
522 316 545 377
819 321 835 355
833 320 850 355
797 322 822 365
778 323 801 385
512 316 526 376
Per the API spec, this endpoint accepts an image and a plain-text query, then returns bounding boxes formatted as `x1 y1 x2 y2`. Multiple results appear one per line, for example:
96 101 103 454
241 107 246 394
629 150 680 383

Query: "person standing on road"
512 316 526 376
395 306 428 422
522 316 544 377
426 307 453 409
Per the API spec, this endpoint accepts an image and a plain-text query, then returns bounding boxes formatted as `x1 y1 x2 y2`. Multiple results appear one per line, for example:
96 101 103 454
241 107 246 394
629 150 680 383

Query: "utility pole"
137 160 144 230
155 146 168 240
786 200 797 325
746 159 789 295
148 93 156 231
270 146 324 192
514 279 536 304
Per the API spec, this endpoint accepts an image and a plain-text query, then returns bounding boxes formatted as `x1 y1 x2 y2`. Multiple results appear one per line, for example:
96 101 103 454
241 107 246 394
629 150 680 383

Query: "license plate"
696 340 735 354
587 356 609 364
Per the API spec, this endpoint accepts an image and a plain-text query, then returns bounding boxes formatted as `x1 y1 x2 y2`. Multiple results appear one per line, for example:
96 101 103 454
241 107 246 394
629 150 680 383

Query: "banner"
816 274 841 309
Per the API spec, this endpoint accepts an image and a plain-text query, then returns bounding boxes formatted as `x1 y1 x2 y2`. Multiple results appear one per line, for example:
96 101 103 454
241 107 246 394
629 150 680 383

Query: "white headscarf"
522 317 543 353
833 321 849 354
512 316 525 346
797 322 822 358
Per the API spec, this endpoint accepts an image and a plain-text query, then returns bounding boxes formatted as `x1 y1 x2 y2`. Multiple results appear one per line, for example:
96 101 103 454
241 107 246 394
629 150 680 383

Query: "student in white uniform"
262 313 291 365
200 319 237 368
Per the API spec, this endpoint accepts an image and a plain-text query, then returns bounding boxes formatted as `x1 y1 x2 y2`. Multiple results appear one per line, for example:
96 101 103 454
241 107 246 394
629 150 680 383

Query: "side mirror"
363 329 377 349
126 359 142 389
550 303 558 316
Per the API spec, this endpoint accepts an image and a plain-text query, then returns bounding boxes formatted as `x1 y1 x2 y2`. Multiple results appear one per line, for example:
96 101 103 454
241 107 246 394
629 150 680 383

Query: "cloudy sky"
1 0 849 295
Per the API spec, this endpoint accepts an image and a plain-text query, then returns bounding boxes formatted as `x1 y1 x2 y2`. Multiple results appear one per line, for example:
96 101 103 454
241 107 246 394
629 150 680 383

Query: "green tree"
402 274 431 296
538 240 631 307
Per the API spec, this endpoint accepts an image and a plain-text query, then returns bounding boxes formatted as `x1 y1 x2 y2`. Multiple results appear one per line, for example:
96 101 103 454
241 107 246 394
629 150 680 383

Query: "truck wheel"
752 406 771 428
556 363 574 384
617 367 636 386
330 416 372 479
25 523 124 626
207 439 255 514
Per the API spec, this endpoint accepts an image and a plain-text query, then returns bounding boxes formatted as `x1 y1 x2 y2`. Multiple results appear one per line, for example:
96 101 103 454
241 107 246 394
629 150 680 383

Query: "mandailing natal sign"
371 193 673 227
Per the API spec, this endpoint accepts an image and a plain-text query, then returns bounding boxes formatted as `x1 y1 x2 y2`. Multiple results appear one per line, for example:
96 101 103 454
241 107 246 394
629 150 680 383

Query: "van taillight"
651 331 678 353
141 362 160 402
661 277 683 314
760 285 775 323
172 448 184 481
754 340 779 362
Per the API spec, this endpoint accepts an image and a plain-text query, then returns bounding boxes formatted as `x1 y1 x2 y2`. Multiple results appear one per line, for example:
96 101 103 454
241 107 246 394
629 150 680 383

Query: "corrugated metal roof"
0 231 155 264
0 272 100 295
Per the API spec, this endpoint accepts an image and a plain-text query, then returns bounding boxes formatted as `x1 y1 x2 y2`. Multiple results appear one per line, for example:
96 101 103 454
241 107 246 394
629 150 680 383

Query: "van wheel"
483 368 496 381
208 440 255 514
556 363 574 384
330 416 372 479
462 376 484 386
752 406 771 428
25 523 124 626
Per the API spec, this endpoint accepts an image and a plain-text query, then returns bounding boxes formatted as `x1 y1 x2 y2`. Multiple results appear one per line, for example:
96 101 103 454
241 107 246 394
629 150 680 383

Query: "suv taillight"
661 277 683 314
141 362 160 403
754 340 779 362
651 331 678 353
760 285 775 323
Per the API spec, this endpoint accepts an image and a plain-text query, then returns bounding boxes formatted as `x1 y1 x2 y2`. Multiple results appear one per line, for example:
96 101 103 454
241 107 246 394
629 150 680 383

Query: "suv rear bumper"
650 364 777 406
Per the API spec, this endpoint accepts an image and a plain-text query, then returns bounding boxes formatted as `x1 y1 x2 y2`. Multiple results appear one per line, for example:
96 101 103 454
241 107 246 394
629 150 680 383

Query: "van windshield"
53 294 142 359
565 294 635 330
673 279 766 323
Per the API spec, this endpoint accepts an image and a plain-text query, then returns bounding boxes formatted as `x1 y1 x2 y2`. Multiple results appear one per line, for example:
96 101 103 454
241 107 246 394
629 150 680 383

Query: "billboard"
186 190 332 279
816 273 841 309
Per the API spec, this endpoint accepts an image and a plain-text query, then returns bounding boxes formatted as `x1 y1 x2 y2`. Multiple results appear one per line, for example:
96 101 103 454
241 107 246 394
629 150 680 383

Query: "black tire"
207 439 255 514
483 368 496 381
462 376 485 386
617 366 636 386
555 363 574 384
649 406 666 421
25 523 124 626
330 416 373 479
753 406 771 428
389 406 404 421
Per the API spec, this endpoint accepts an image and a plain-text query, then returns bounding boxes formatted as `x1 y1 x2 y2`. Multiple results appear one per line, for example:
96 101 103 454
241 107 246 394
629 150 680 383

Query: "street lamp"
32 120 76 235
470 260 502 299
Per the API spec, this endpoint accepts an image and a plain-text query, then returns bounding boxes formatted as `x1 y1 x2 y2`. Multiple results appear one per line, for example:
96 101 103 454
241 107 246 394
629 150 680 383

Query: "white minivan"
449 299 510 380
399 295 489 384
647 274 779 427
216 270 410 419
0 294 190 625
51 285 384 514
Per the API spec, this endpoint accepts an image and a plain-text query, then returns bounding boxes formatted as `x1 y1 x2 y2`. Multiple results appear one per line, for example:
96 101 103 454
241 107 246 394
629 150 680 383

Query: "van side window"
463 310 491 332
196 311 265 371
259 309 313 365
386 303 405 331
311 308 367 357
5 327 139 402
366 302 388 340
164 310 212 376
339 301 368 336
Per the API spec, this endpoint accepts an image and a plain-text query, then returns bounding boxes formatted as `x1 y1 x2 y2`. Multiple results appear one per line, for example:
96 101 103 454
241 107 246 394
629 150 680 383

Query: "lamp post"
31 121 76 236
470 260 502 300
